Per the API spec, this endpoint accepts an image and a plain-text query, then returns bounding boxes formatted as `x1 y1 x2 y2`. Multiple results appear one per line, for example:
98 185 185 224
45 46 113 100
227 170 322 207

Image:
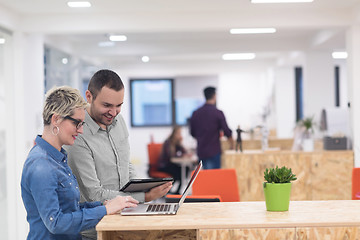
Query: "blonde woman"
21 86 138 240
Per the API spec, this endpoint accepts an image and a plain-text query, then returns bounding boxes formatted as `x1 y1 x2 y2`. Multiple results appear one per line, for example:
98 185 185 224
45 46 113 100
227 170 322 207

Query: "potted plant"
263 166 297 211
298 116 316 151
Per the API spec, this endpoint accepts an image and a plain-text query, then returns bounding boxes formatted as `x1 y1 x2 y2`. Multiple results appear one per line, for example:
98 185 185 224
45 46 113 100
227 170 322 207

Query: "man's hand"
145 182 172 202
228 137 235 150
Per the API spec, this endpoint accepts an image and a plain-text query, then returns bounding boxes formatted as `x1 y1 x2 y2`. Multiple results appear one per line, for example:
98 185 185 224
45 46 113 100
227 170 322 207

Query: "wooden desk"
222 150 354 201
97 200 360 239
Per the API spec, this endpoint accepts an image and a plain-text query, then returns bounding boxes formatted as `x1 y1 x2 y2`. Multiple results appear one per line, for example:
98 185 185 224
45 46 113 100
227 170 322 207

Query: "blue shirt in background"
21 135 107 240
190 103 232 159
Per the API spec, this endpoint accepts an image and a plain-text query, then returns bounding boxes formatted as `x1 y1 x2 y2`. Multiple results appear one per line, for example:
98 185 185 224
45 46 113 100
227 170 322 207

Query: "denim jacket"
21 135 107 240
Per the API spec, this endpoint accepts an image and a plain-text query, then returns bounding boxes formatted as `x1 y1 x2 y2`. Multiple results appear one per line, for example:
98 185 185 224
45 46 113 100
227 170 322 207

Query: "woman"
158 126 187 194
21 86 138 240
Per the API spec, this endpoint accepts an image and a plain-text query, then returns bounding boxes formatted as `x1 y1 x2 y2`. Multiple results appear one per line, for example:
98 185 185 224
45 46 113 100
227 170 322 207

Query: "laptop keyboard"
146 204 171 212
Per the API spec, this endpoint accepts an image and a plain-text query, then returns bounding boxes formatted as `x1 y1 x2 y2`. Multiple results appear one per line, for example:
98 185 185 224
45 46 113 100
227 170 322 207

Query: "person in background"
158 126 187 194
21 86 138 240
65 69 172 239
190 86 233 169
236 125 246 152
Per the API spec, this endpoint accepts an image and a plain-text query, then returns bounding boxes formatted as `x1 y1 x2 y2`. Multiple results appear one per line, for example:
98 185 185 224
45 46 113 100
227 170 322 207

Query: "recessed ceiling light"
142 56 150 62
67 1 91 8
222 53 256 60
332 51 348 59
62 58 68 64
109 35 127 42
251 0 313 3
230 28 276 34
0 38 5 44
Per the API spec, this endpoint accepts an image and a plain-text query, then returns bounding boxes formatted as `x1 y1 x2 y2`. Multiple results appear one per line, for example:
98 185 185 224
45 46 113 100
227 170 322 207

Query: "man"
190 86 233 169
65 69 172 239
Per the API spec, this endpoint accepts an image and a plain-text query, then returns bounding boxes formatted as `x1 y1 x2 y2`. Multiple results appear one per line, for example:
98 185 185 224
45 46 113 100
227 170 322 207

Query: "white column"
347 25 360 167
274 67 296 138
7 32 44 240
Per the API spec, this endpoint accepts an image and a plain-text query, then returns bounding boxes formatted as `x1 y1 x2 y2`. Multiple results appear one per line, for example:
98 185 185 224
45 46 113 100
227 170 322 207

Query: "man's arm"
218 111 234 149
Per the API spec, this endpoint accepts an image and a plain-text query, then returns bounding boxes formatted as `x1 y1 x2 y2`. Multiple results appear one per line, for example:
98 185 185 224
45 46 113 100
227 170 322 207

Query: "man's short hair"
204 86 216 100
88 69 124 99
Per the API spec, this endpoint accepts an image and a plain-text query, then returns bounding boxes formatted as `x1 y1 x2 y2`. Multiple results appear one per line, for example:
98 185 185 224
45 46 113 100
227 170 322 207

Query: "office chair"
147 143 172 178
192 168 240 202
352 168 360 200
165 168 240 203
165 194 222 203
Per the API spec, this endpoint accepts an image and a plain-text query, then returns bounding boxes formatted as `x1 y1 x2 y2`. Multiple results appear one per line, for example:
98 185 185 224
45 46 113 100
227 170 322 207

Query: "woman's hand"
105 196 139 215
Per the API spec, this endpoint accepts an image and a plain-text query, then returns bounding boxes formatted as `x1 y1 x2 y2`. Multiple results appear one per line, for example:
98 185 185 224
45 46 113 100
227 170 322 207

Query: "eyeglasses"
64 116 85 130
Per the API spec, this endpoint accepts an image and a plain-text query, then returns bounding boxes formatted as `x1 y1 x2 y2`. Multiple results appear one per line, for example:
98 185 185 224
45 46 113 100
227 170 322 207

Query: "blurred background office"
1 0 360 239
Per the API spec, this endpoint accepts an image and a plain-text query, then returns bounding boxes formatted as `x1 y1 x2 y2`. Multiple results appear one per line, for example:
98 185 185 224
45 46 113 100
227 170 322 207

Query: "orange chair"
147 143 172 178
352 168 360 200
165 194 222 203
192 168 240 202
166 168 240 202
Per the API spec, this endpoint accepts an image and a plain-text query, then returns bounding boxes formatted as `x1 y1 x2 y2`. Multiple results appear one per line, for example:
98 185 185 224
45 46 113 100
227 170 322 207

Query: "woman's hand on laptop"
105 196 139 214
145 182 173 202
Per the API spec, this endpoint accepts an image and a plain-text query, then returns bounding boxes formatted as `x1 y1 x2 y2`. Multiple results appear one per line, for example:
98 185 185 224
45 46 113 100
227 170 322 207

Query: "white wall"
218 72 273 132
303 51 335 126
274 67 296 138
347 25 360 167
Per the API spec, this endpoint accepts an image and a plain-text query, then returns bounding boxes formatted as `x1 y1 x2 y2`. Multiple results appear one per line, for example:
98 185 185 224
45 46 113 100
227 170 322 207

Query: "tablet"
120 178 174 192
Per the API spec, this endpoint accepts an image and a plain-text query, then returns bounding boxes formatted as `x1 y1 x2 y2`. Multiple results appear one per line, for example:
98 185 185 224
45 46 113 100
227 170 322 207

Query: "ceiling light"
62 58 68 64
222 53 256 60
109 35 127 42
332 51 348 59
142 56 150 62
0 38 5 44
98 41 115 47
67 1 91 8
230 28 276 34
251 0 313 3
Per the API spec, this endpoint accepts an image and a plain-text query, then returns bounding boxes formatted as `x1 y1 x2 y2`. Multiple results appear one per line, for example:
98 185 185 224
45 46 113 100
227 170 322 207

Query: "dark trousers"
201 153 221 169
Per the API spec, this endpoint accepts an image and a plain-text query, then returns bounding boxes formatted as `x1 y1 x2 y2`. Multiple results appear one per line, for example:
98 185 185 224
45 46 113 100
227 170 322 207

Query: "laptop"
121 161 202 216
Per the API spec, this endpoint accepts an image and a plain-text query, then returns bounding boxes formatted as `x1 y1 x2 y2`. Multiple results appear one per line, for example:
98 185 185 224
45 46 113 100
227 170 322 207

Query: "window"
295 67 303 122
335 66 340 107
175 98 202 125
130 79 174 127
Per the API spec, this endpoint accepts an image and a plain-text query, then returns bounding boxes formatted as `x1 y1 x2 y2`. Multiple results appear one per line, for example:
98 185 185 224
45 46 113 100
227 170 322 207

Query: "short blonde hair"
43 86 88 125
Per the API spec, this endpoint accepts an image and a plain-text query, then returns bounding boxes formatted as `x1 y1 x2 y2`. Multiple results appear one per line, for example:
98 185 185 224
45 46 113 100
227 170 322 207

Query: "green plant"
298 116 315 132
263 166 297 188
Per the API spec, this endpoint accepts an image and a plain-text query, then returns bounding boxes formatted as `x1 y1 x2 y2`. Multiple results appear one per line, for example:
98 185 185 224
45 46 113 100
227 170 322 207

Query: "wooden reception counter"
222 150 354 201
97 200 360 240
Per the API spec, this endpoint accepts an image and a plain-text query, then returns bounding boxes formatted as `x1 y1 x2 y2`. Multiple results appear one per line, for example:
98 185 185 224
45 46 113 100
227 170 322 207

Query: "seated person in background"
158 126 187 194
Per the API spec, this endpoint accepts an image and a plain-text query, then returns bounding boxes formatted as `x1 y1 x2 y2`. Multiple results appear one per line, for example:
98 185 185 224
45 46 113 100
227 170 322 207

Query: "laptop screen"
178 161 202 205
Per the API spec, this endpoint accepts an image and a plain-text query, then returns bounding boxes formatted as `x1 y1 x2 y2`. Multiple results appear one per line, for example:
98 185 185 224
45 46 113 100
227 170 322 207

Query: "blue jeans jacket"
21 135 107 240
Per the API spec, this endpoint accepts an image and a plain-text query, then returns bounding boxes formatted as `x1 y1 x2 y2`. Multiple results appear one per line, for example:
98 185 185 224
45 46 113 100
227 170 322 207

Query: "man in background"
65 69 172 239
190 86 233 169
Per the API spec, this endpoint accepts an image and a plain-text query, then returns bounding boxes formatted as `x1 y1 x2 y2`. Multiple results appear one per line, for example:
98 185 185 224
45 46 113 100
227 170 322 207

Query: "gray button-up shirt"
65 110 145 203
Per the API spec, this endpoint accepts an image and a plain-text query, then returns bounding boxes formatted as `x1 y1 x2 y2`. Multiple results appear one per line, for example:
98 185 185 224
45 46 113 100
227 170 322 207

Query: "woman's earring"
51 126 60 136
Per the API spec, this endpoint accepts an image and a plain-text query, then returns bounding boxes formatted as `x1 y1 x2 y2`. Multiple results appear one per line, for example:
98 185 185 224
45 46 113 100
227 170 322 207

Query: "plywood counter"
222 150 354 201
97 200 360 240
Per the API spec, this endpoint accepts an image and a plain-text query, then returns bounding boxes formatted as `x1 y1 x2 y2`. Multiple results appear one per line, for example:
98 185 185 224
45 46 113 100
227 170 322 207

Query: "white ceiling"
0 0 359 67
